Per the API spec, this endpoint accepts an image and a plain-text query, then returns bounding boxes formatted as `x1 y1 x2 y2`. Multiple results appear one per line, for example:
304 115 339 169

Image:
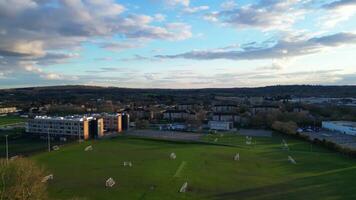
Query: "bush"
0 158 48 200
135 120 149 129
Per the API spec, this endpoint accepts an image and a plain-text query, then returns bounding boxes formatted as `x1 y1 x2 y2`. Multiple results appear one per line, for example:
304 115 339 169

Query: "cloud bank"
155 32 356 60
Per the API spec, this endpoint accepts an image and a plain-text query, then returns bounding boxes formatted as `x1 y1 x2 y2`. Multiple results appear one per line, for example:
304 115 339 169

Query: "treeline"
306 104 356 122
248 110 315 128
1 85 356 105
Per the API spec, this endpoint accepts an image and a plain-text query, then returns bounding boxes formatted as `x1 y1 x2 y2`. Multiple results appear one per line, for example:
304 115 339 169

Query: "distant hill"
0 85 355 104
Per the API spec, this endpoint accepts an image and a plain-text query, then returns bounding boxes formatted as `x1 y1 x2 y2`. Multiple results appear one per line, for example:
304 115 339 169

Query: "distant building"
176 104 197 110
251 105 279 115
322 121 356 136
160 124 187 131
292 106 309 113
26 116 104 140
125 107 153 120
212 112 240 122
93 113 122 133
0 107 17 115
208 121 233 131
248 97 264 105
163 110 196 121
122 113 130 130
212 105 238 113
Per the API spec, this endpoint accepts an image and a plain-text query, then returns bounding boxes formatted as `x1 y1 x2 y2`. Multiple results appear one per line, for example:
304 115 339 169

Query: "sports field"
0 116 25 126
33 133 356 200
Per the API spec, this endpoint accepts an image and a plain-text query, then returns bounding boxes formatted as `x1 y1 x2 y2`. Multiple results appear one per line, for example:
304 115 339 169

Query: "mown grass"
0 129 69 157
32 133 356 200
0 116 25 126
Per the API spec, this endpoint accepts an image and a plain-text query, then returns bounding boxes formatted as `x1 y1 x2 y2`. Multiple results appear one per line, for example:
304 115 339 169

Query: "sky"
0 0 356 89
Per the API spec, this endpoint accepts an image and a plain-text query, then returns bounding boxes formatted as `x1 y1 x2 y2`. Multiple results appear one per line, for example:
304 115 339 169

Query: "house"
125 107 153 120
251 105 280 115
208 121 234 131
212 104 238 113
212 112 241 122
163 110 196 121
176 103 198 110
248 97 264 105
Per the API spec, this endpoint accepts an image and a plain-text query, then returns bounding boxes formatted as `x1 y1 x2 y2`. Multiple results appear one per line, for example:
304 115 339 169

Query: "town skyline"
0 0 356 89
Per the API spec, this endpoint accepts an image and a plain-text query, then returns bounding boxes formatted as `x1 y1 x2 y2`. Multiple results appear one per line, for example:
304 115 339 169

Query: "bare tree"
0 158 48 200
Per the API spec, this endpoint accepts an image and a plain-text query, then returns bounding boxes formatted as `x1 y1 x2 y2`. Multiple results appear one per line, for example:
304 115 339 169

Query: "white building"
212 113 240 122
322 121 356 136
208 121 233 131
26 116 104 140
0 107 17 115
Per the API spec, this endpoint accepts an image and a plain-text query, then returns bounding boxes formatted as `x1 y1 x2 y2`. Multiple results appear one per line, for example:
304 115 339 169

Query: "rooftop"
34 116 90 121
324 121 356 128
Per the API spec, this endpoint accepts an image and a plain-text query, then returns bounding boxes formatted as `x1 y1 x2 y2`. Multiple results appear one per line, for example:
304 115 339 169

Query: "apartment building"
251 105 280 115
212 112 241 122
26 116 104 140
93 113 122 132
212 105 238 113
0 107 17 115
163 110 196 121
208 121 234 131
176 103 199 111
122 113 130 130
125 107 153 120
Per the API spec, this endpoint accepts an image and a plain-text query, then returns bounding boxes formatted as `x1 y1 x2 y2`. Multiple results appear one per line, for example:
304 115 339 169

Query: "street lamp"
5 135 8 163
78 123 81 143
47 127 51 152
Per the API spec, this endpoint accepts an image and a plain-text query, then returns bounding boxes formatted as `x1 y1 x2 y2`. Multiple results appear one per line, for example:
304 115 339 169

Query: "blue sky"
0 0 356 88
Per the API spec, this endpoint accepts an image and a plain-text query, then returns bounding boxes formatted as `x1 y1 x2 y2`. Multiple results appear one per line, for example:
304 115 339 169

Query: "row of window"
28 129 82 134
30 121 83 126
30 125 83 130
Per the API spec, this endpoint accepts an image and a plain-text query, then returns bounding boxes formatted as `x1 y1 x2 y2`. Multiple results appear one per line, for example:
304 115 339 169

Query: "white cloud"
0 0 37 17
183 5 209 13
0 0 192 81
155 32 356 60
220 0 237 10
98 41 143 51
167 0 190 7
154 14 166 22
166 0 209 14
204 0 306 30
320 0 356 28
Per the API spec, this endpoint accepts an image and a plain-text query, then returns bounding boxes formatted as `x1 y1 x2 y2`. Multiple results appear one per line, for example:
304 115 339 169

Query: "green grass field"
32 133 356 200
0 128 71 157
0 116 25 126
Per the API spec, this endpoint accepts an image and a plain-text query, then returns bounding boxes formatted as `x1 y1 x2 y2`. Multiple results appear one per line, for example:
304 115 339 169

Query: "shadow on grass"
120 135 249 149
211 166 356 200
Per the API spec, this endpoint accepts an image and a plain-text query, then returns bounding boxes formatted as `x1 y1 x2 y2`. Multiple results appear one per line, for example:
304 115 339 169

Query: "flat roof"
34 116 89 121
323 121 356 128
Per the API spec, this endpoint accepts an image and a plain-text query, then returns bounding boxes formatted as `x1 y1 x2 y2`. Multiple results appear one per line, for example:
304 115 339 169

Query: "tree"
0 158 48 200
135 120 149 129
272 121 298 135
